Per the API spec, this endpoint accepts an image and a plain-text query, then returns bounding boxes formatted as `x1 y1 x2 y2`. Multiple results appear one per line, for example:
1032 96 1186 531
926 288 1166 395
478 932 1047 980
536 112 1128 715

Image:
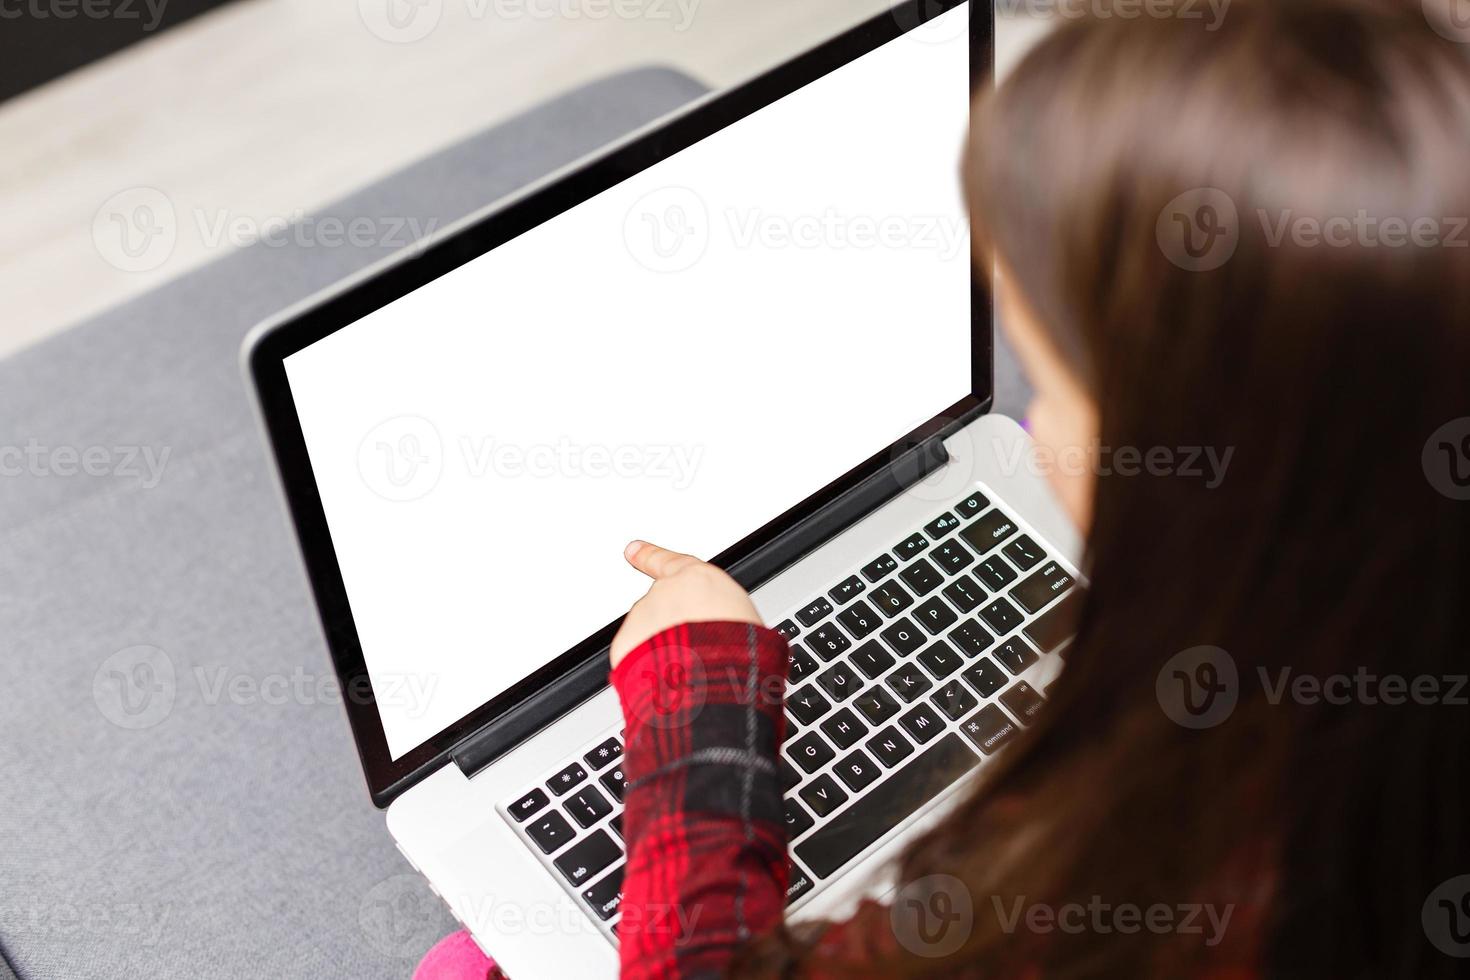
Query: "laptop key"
861 553 898 583
836 600 882 640
784 797 815 839
508 788 549 822
781 759 802 792
942 573 985 613
885 663 934 702
853 686 901 725
962 657 1008 699
1011 561 1075 615
959 509 1019 555
974 556 1018 590
1024 590 1083 653
899 558 944 597
548 762 588 796
805 623 851 661
948 619 995 657
923 512 962 540
527 811 575 854
609 813 622 839
828 575 866 605
774 619 801 641
954 491 989 519
799 775 846 816
1002 535 1046 572
894 532 929 561
819 708 869 749
833 749 882 792
913 596 959 635
582 864 624 921
599 765 628 803
879 617 925 657
799 774 849 818
979 597 1026 635
794 733 977 879
931 539 975 575
788 644 820 683
796 597 834 628
870 581 915 617
849 640 896 680
931 679 979 721
1000 681 1046 725
788 731 837 773
916 640 964 679
554 830 620 886
786 865 815 906
788 685 833 726
567 785 614 829
960 705 1020 756
898 702 945 744
866 726 915 768
584 737 623 771
815 663 860 702
993 636 1039 676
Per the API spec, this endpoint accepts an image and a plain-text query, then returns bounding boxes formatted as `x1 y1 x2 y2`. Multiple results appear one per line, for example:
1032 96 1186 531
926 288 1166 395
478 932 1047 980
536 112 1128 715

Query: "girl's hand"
609 540 763 669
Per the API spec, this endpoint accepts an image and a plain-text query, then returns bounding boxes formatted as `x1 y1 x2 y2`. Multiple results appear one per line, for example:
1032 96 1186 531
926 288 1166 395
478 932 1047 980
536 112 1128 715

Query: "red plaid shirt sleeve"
610 621 790 980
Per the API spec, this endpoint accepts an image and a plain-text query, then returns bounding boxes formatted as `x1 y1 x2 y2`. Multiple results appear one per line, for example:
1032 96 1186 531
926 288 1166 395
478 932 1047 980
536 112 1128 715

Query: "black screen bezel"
247 0 992 806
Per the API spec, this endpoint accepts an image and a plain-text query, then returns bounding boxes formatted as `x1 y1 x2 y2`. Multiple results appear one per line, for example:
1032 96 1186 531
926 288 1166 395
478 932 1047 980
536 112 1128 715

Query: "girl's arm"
612 620 790 979
607 541 790 980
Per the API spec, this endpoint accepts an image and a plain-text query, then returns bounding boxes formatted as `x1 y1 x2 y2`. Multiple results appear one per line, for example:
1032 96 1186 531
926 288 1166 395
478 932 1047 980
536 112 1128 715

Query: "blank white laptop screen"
284 6 972 759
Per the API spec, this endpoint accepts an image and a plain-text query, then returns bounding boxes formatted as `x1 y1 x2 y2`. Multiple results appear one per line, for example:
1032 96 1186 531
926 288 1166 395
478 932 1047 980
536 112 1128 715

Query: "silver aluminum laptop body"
387 414 1079 977
244 4 1086 976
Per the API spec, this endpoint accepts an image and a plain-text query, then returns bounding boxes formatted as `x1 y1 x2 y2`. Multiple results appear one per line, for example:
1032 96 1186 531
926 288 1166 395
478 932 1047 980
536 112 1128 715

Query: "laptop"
244 1 1082 974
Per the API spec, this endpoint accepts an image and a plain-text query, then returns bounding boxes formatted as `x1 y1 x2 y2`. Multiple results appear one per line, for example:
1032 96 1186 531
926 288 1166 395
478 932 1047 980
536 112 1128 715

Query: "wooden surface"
0 0 1047 358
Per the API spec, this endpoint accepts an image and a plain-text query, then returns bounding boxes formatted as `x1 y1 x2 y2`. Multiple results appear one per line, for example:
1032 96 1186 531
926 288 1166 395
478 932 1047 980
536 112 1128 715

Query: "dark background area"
0 0 240 102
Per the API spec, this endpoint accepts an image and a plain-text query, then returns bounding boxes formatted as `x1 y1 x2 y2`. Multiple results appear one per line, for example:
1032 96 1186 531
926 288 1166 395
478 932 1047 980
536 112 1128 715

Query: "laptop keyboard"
499 485 1080 936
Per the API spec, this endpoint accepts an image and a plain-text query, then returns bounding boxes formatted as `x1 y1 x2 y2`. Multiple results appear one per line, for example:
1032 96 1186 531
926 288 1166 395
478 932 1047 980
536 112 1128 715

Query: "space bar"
794 733 977 880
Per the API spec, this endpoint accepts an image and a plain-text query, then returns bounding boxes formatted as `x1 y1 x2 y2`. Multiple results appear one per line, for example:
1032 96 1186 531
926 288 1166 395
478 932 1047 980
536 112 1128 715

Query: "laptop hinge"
722 433 950 591
450 651 608 781
449 432 951 782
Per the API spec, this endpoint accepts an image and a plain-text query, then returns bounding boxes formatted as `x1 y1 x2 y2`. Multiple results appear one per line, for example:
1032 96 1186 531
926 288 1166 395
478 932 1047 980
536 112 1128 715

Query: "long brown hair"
737 2 1470 976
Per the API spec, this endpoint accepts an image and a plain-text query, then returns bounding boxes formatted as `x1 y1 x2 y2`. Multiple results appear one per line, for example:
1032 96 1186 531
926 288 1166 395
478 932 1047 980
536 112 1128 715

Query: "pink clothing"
412 930 505 980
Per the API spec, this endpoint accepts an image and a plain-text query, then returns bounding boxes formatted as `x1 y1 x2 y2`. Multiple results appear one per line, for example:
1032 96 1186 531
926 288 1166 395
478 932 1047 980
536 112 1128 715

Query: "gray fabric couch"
0 67 708 980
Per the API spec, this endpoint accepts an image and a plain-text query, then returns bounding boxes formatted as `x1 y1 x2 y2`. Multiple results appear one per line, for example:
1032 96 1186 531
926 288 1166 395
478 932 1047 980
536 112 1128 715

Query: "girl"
417 1 1469 976
607 2 1470 978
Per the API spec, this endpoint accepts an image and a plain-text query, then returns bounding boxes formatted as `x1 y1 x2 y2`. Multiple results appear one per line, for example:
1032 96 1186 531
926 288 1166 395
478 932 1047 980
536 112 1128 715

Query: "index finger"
624 540 701 580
